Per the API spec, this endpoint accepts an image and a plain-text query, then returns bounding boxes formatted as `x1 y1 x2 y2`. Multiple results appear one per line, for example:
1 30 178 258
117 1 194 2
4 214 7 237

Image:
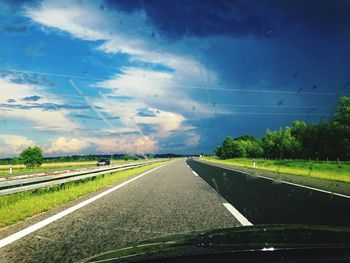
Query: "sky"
0 0 350 157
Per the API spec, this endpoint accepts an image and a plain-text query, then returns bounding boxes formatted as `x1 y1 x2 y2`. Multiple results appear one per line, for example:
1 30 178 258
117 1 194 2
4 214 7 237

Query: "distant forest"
0 153 182 165
215 96 350 161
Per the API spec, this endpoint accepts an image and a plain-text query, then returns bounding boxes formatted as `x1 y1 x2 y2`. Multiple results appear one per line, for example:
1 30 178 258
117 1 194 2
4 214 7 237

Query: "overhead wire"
1 68 349 96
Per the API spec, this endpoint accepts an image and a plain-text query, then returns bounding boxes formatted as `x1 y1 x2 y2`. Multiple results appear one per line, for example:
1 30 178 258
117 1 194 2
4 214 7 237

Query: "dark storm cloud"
104 0 350 38
105 0 273 38
275 0 350 34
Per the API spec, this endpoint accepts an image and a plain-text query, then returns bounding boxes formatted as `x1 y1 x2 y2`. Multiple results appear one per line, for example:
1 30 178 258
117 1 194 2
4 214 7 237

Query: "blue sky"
0 0 350 157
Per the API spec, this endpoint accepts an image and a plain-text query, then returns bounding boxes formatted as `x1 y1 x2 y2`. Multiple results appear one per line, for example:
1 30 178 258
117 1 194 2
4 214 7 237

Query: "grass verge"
0 162 166 228
201 157 350 183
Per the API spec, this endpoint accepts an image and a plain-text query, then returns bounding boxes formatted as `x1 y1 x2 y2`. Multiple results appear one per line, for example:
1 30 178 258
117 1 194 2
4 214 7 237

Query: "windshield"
0 0 350 262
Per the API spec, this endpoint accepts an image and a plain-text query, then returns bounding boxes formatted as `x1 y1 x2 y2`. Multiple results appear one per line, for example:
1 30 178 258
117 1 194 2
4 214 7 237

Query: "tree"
215 96 350 161
234 135 256 142
230 140 246 158
234 135 264 158
334 96 350 125
245 139 264 158
217 136 246 159
20 146 43 169
215 145 223 158
294 97 350 160
216 135 264 159
291 121 307 141
262 127 300 159
220 136 233 159
12 156 21 165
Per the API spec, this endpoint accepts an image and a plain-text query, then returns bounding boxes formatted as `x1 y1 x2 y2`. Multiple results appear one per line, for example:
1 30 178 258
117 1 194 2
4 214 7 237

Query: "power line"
0 68 105 81
44 94 336 109
166 109 331 116
2 68 349 96
172 85 345 96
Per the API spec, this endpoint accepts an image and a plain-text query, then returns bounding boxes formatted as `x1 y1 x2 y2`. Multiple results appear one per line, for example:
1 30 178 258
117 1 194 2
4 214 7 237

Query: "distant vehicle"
96 159 110 166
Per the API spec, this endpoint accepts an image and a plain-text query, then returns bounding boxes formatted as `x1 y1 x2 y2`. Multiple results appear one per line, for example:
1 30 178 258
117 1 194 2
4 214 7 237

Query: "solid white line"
253 174 350 199
223 203 253 226
192 171 199 176
0 163 168 249
273 179 350 199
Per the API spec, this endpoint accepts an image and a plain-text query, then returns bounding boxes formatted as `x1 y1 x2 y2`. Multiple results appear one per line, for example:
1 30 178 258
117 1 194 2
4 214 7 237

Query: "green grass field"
0 161 166 228
201 156 350 183
0 159 140 176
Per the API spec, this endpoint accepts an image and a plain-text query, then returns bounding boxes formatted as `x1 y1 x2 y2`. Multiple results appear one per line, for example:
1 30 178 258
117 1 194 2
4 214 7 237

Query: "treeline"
0 152 183 165
215 96 350 160
0 153 145 165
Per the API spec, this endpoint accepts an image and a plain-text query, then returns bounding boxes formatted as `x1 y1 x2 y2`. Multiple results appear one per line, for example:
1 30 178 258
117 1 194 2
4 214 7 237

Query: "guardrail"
0 160 166 196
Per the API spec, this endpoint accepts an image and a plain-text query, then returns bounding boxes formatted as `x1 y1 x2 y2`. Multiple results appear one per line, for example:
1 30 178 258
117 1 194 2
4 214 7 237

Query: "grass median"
0 161 166 228
201 156 350 183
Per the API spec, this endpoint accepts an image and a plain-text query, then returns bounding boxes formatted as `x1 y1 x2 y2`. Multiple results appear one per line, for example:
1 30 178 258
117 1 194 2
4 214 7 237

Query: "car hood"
82 224 350 262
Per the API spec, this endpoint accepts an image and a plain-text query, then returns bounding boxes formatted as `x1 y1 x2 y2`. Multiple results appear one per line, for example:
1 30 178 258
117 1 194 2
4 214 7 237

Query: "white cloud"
24 0 218 153
26 0 108 41
45 135 158 155
25 0 218 94
93 66 211 140
0 75 42 102
0 75 79 132
0 135 36 156
93 136 157 153
46 137 90 154
93 66 214 115
185 132 201 147
135 108 185 136
96 68 171 96
25 0 151 57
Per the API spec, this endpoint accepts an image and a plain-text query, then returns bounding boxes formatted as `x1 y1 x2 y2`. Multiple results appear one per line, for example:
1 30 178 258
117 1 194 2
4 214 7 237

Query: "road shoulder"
198 159 350 196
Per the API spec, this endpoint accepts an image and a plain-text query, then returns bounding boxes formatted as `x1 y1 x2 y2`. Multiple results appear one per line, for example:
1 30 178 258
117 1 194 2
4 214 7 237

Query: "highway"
0 160 239 262
187 159 350 227
0 159 349 262
0 160 164 196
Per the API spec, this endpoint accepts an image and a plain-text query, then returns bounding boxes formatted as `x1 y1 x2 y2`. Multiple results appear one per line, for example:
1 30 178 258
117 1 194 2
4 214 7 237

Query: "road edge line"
0 162 169 249
223 203 253 226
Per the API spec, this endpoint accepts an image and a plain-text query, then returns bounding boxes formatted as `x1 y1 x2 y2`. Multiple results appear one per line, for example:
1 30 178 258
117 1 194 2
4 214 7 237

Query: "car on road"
96 159 111 166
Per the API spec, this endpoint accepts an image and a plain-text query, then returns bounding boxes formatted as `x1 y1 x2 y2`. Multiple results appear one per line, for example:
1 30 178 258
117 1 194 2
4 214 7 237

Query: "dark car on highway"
96 159 111 166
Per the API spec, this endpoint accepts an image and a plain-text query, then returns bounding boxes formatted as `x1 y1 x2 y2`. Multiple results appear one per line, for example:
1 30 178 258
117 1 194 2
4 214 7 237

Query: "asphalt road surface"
0 160 239 263
187 159 350 227
1 158 350 263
